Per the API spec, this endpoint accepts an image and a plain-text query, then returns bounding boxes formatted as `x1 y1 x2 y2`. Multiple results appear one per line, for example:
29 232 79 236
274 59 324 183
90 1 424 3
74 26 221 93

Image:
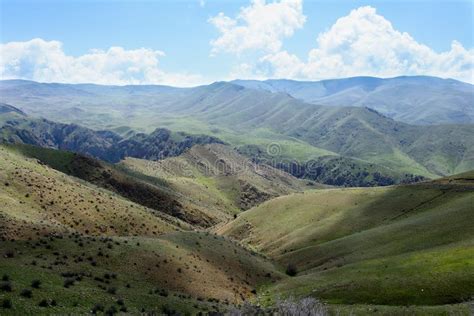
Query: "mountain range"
0 76 473 314
232 76 474 125
1 78 473 181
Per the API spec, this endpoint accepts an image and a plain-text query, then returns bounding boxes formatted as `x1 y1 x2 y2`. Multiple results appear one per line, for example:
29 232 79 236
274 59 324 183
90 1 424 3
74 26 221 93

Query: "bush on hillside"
0 281 12 292
20 289 33 298
31 279 41 289
1 298 12 309
285 263 298 276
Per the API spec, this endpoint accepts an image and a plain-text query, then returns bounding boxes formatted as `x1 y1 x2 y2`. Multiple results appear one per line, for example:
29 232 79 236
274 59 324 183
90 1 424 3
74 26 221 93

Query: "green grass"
365 148 439 179
5 143 76 174
147 115 337 162
121 143 308 214
269 241 474 306
219 172 474 307
0 232 283 314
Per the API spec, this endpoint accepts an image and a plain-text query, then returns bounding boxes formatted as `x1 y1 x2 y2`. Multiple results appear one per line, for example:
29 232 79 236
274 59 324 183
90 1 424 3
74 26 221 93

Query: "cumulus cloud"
234 6 474 83
209 0 306 55
0 38 204 86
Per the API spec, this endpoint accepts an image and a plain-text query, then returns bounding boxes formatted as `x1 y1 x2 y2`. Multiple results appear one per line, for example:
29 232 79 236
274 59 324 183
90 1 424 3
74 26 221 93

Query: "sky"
0 0 473 86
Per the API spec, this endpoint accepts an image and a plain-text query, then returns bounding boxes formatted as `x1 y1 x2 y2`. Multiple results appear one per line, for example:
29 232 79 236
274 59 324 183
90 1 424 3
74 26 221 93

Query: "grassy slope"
6 81 469 179
5 143 230 227
0 145 184 239
0 145 284 314
0 232 283 314
218 172 474 307
121 143 313 213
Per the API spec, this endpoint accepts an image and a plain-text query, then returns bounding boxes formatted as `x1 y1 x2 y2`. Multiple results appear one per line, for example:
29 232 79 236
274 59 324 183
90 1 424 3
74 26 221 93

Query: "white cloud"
0 38 205 86
209 0 306 55
235 6 474 83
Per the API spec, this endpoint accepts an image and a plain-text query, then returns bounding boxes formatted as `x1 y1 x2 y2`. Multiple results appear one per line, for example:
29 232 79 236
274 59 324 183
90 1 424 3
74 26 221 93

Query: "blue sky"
1 0 473 86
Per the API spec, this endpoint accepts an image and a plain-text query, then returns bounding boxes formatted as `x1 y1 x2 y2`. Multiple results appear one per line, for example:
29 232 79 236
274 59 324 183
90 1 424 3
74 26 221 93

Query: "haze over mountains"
2 76 473 126
232 76 474 125
1 77 473 182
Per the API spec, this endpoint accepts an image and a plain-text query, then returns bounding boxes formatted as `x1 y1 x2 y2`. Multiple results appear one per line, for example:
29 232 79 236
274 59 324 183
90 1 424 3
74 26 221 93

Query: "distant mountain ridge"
1 79 473 178
232 76 474 125
0 102 26 116
0 105 224 163
2 75 473 125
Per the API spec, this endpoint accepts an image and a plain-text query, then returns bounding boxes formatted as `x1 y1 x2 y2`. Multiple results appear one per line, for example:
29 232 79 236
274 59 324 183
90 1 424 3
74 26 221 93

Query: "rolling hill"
0 102 435 187
0 143 284 314
4 143 227 227
0 144 184 239
2 142 311 226
218 172 474 307
233 76 474 125
0 115 473 314
1 80 472 181
121 143 312 213
0 104 224 163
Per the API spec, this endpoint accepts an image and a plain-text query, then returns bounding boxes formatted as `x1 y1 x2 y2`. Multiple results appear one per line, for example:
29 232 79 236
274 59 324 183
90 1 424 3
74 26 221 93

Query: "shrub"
1 298 12 309
63 278 75 288
0 281 12 292
31 279 41 289
157 288 168 297
162 304 178 315
119 305 127 312
38 299 49 307
91 303 105 314
107 286 117 294
20 289 33 298
105 305 117 316
1 274 9 281
285 263 298 276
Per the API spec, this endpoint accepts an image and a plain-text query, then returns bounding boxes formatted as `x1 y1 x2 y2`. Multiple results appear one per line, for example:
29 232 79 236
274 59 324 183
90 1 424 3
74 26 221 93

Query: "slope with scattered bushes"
219 172 474 306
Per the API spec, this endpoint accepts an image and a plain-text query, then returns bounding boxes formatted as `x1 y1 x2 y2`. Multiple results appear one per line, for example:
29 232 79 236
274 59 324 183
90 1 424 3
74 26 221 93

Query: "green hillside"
232 76 474 125
121 143 313 213
0 144 283 314
1 80 473 180
5 143 232 227
218 172 474 307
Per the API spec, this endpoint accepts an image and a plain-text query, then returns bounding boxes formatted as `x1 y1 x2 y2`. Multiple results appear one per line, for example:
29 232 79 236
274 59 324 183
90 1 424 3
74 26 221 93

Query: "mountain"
5 141 310 225
5 143 224 227
0 144 183 239
218 171 474 307
232 76 474 125
1 80 473 180
0 111 223 163
0 144 282 314
121 143 313 212
0 104 433 187
0 103 26 116
241 148 426 187
1 106 473 314
146 81 474 178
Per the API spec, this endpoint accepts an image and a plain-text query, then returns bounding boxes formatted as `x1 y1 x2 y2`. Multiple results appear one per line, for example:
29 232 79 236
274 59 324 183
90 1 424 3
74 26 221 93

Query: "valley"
0 77 473 315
